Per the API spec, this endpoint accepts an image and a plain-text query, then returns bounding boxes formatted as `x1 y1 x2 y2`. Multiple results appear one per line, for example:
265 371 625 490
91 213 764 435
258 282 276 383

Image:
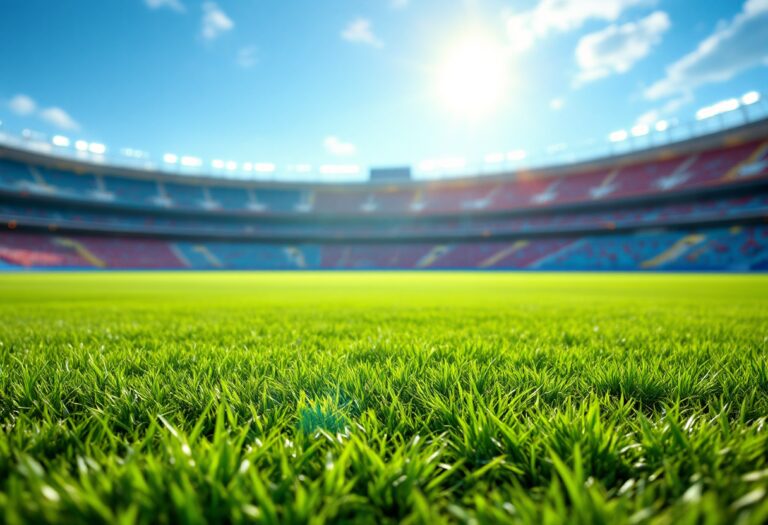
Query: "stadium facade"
1 119 767 271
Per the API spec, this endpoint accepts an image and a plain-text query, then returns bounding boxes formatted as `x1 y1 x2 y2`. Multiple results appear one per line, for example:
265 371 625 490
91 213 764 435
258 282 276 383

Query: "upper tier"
2 119 768 218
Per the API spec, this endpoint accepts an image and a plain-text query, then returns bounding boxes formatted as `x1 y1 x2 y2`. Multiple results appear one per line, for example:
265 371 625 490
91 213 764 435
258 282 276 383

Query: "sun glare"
436 36 509 118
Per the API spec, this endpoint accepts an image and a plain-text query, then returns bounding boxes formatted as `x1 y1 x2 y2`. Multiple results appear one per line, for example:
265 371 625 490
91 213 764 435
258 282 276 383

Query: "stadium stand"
39 167 98 195
102 175 159 206
1 192 766 240
1 118 767 271
164 182 206 209
208 186 251 210
1 225 766 270
254 188 304 213
3 139 768 216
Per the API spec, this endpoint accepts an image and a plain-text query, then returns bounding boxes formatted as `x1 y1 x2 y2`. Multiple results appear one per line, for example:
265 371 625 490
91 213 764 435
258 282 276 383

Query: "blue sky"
1 0 767 179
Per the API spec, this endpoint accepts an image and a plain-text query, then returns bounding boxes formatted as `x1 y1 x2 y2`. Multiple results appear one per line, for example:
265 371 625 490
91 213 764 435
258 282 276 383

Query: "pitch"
1 273 767 524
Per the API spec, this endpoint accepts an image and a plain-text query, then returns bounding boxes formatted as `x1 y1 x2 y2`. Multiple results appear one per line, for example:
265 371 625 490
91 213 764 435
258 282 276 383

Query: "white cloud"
7 94 80 131
549 97 565 110
574 11 670 85
506 0 654 52
341 18 384 48
201 2 233 41
391 0 410 8
645 0 768 100
237 46 258 69
324 136 357 156
8 94 37 116
145 0 185 13
39 107 80 131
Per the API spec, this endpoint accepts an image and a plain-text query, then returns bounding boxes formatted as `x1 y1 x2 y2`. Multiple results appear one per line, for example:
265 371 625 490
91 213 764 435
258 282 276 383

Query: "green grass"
1 272 767 524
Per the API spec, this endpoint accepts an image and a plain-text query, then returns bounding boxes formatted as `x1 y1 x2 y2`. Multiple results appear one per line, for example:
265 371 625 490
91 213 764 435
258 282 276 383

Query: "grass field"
1 272 767 524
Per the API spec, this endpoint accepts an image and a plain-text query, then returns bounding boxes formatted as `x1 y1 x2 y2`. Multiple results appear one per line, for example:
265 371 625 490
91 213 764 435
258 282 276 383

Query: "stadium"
2 1 768 524
3 117 768 270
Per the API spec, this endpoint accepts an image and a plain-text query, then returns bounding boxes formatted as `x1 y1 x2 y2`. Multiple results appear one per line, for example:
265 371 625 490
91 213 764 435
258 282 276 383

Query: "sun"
436 35 509 118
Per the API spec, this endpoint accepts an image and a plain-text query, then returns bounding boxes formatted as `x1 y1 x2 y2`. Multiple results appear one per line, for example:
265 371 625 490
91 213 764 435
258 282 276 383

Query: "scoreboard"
369 166 412 182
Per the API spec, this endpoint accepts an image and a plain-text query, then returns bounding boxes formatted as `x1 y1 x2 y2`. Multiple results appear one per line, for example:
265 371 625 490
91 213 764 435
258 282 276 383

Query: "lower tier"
1 224 767 271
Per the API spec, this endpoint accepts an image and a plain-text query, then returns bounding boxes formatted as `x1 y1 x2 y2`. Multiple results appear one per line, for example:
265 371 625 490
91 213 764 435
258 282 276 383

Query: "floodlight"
180 156 202 167
52 135 70 147
741 91 760 105
609 130 628 142
89 143 106 155
696 98 740 120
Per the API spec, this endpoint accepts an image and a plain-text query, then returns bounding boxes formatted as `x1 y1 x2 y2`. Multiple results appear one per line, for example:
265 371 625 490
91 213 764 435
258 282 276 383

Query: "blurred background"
0 0 767 271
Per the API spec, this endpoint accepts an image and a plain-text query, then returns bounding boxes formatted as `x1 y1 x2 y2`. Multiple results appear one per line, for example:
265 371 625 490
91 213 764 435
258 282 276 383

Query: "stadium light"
74 140 89 152
655 120 669 132
631 124 650 137
484 153 505 164
121 148 148 159
242 162 253 172
88 143 106 155
695 107 711 120
52 135 70 147
506 150 526 161
441 157 466 170
225 161 238 171
696 98 740 120
211 159 225 169
180 156 202 168
741 91 760 106
294 164 312 173
418 159 439 172
254 163 276 173
609 130 628 142
163 153 178 164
